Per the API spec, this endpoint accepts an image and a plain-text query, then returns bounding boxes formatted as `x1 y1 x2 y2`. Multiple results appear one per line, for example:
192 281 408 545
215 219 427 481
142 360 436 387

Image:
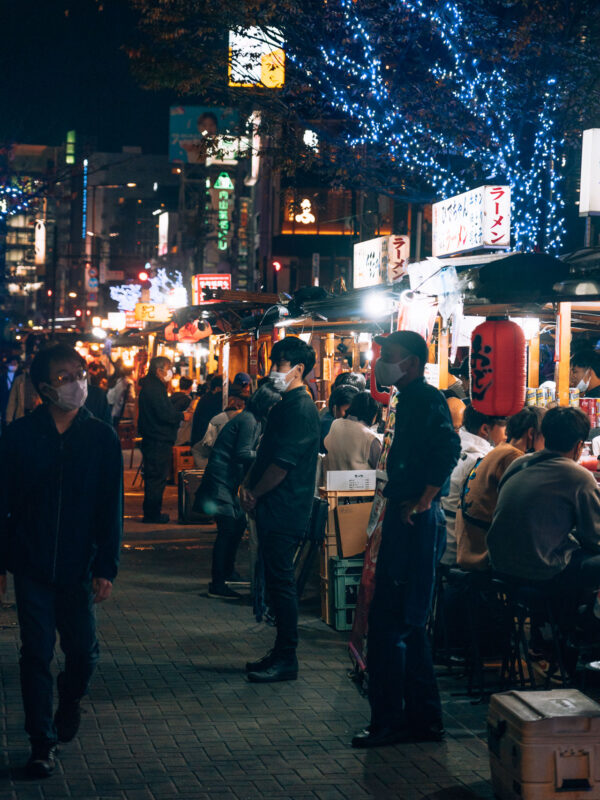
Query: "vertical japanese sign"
238 197 250 289
432 185 511 256
210 172 235 254
353 235 410 288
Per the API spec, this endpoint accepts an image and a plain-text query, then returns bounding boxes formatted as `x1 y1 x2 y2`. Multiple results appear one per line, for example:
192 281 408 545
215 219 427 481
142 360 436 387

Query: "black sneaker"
208 583 241 600
245 650 276 673
26 740 57 778
142 513 170 524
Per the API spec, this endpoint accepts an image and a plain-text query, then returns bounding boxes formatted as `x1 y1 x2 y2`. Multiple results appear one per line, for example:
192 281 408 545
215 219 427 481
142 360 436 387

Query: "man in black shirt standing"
352 331 460 749
241 337 320 683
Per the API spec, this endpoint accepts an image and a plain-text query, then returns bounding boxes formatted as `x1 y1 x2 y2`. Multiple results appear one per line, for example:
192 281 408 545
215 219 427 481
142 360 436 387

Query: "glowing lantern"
470 319 526 416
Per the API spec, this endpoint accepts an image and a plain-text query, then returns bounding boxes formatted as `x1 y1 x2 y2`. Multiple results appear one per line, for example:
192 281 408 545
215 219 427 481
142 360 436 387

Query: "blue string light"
0 184 30 219
288 0 566 252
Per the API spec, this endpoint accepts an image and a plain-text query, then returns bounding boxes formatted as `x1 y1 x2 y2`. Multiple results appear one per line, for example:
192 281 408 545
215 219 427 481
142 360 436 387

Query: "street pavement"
0 468 495 799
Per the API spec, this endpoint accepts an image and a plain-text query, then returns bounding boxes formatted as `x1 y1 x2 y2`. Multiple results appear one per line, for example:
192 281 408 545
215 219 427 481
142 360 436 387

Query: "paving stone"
0 478 499 798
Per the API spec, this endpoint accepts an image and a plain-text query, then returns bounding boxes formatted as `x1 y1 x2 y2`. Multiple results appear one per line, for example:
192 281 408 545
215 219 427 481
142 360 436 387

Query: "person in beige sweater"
455 406 545 570
324 391 381 471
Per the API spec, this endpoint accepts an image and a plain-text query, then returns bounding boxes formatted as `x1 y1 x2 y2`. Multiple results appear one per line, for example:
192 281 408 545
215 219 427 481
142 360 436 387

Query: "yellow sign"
134 303 171 322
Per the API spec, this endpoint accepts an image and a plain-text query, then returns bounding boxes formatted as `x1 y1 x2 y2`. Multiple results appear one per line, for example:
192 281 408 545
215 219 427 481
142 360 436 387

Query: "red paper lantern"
470 319 526 416
369 341 391 406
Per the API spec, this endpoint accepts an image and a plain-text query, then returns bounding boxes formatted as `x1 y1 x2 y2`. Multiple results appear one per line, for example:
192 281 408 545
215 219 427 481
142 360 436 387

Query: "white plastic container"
488 690 600 800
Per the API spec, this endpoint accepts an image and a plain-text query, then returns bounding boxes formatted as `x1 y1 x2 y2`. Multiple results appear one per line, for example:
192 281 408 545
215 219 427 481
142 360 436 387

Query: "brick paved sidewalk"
0 475 494 799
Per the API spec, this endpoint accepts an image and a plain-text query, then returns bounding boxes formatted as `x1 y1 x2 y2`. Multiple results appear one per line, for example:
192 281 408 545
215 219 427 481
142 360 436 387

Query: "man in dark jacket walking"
138 356 183 524
352 331 461 749
0 344 122 777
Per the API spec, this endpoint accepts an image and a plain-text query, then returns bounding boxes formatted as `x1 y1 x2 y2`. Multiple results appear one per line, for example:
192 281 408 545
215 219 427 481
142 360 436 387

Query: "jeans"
367 502 444 732
14 574 99 744
141 439 173 520
261 529 300 660
212 512 247 587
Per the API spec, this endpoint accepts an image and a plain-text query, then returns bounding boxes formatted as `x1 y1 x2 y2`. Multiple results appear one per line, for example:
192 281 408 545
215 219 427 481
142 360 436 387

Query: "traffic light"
272 260 282 273
138 270 150 283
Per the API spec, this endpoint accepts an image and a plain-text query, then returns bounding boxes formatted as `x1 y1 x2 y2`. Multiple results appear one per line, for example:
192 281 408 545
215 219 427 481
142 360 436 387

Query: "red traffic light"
138 270 150 282
272 260 282 273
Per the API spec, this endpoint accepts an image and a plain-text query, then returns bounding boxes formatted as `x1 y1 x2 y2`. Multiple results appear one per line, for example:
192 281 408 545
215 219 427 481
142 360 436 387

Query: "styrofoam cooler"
488 690 600 800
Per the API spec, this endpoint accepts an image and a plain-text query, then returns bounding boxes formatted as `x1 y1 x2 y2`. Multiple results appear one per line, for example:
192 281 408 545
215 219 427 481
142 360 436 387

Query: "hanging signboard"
191 273 232 304
353 235 410 289
134 303 171 322
579 129 600 216
432 185 511 257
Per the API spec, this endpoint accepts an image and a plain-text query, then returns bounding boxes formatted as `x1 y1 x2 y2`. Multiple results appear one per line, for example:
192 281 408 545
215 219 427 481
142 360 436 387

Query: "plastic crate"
329 556 364 631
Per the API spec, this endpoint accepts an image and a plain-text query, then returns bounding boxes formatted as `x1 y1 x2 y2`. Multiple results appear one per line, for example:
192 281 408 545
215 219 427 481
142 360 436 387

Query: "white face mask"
165 369 173 381
374 355 410 387
577 372 591 393
48 378 88 412
270 366 297 393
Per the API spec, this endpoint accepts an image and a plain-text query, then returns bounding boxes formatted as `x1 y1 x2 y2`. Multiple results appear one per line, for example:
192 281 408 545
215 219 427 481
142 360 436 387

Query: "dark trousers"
367 503 443 732
261 529 300 660
212 513 247 586
14 574 99 744
141 439 172 520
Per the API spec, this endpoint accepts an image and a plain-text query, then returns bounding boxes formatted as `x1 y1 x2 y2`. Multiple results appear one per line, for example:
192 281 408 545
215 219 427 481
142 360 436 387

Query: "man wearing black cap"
352 330 460 749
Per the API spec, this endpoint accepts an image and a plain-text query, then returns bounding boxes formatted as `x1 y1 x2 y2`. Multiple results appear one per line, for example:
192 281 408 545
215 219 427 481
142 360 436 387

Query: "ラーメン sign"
432 185 511 257
353 235 411 288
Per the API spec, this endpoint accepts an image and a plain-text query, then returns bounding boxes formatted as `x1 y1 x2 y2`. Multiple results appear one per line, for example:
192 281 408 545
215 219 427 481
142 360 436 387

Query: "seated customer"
570 349 600 398
440 406 506 567
488 408 600 611
455 406 545 571
324 391 381 471
320 384 359 451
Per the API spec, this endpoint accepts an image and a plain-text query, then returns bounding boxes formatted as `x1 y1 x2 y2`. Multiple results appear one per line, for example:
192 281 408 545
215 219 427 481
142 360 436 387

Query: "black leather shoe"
26 740 57 778
245 650 276 673
247 659 298 683
411 723 446 742
208 584 241 600
142 513 170 524
351 726 407 749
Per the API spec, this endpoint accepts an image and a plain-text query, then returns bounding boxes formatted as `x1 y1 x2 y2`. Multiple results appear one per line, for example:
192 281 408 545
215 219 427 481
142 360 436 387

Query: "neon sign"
213 172 234 251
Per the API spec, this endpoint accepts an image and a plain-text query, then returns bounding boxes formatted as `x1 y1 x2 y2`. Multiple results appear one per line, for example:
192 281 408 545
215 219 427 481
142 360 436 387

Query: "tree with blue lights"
132 0 600 252
287 0 600 252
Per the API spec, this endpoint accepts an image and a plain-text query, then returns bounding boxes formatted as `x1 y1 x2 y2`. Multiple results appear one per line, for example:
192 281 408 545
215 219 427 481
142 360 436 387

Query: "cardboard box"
334 502 372 558
326 470 376 491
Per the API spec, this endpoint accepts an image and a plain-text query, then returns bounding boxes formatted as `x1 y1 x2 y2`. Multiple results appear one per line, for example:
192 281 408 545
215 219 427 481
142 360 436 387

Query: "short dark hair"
246 379 282 420
333 371 367 392
30 344 86 396
210 375 223 391
506 406 545 441
571 349 600 377
149 356 171 375
270 336 316 378
542 407 590 452
179 376 193 391
463 405 506 436
329 384 359 413
346 391 379 425
377 330 429 368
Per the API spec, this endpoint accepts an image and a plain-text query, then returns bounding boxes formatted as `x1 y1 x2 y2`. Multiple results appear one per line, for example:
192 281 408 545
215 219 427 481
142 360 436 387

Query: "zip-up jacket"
0 404 123 586
138 374 182 444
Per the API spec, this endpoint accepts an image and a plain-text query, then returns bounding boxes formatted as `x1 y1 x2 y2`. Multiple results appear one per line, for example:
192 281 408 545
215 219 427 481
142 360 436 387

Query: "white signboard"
353 235 410 289
432 185 511 257
579 129 600 216
34 220 46 266
158 212 169 256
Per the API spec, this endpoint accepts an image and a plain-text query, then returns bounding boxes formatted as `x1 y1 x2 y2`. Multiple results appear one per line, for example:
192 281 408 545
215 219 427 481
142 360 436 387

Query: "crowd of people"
2 329 600 776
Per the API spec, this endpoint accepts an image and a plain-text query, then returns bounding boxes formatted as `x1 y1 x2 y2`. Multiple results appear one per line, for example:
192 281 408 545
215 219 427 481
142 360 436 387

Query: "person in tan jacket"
455 406 545 570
